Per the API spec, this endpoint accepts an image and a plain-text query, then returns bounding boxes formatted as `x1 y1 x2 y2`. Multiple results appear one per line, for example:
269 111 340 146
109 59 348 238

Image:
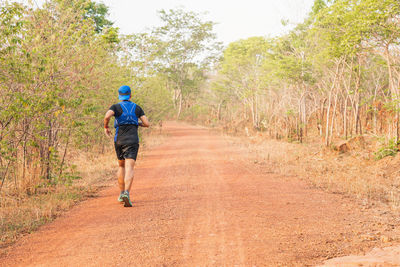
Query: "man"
104 85 150 207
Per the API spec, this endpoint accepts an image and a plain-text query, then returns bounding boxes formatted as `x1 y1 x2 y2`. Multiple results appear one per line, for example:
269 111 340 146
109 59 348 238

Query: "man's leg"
117 160 125 202
121 158 135 207
118 160 125 192
124 158 136 192
120 143 138 207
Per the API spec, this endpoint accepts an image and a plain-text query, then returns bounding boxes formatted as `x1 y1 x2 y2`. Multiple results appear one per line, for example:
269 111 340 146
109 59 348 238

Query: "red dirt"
1 121 400 266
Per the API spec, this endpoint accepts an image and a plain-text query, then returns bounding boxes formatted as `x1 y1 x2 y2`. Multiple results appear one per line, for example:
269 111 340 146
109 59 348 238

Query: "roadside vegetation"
2 0 400 248
203 0 400 147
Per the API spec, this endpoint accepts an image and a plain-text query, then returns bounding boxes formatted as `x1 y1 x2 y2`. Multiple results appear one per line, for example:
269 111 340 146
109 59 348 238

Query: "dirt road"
1 122 399 266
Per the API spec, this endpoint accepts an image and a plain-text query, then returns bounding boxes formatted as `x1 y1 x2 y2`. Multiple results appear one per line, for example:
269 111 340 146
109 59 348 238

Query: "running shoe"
121 193 132 207
118 193 124 203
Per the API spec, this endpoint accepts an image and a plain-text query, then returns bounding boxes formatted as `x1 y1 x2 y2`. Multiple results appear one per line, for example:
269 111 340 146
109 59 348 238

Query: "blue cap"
118 85 131 100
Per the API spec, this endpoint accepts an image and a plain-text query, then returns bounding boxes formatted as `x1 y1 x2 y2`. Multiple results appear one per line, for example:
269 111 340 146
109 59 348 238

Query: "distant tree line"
203 0 400 147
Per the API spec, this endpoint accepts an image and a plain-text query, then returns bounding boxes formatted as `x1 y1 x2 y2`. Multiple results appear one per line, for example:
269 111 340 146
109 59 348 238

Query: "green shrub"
374 138 399 160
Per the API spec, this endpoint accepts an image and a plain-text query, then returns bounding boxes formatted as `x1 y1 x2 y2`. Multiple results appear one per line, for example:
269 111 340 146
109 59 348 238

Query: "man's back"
109 100 145 144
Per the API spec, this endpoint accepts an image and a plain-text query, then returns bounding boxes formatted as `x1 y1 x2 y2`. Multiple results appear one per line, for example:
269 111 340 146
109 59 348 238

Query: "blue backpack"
114 101 138 141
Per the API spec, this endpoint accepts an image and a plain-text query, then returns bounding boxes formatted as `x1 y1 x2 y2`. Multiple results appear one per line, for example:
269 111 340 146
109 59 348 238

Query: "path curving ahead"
1 121 399 266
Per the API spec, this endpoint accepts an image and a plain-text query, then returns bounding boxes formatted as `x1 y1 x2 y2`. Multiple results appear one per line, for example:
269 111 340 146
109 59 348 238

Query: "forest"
208 0 400 149
1 0 400 245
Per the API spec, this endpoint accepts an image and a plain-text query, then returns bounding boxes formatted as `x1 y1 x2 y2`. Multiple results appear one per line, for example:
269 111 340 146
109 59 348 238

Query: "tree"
215 37 270 129
134 8 221 118
84 1 113 33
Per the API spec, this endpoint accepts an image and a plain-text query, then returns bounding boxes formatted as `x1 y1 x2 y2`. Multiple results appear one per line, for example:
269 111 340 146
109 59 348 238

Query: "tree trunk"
384 46 398 141
177 91 183 118
329 90 338 145
326 91 331 147
45 120 52 180
217 100 223 120
325 60 342 146
344 96 348 139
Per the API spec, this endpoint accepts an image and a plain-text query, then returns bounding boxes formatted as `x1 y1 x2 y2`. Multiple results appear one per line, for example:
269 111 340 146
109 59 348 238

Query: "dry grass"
0 187 92 248
0 148 116 249
224 133 400 211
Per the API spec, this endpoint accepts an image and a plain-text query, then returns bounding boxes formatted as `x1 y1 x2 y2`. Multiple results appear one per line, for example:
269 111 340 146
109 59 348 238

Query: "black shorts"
114 143 139 160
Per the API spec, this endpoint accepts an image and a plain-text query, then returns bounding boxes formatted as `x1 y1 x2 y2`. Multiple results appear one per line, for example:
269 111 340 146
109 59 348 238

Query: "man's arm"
138 115 150 128
104 110 115 137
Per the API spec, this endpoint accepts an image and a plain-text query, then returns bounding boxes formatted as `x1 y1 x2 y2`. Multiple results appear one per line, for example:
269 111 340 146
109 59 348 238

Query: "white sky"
27 0 315 46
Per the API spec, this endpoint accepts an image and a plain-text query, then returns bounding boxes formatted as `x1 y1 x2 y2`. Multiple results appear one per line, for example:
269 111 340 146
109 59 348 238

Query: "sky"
28 0 315 46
